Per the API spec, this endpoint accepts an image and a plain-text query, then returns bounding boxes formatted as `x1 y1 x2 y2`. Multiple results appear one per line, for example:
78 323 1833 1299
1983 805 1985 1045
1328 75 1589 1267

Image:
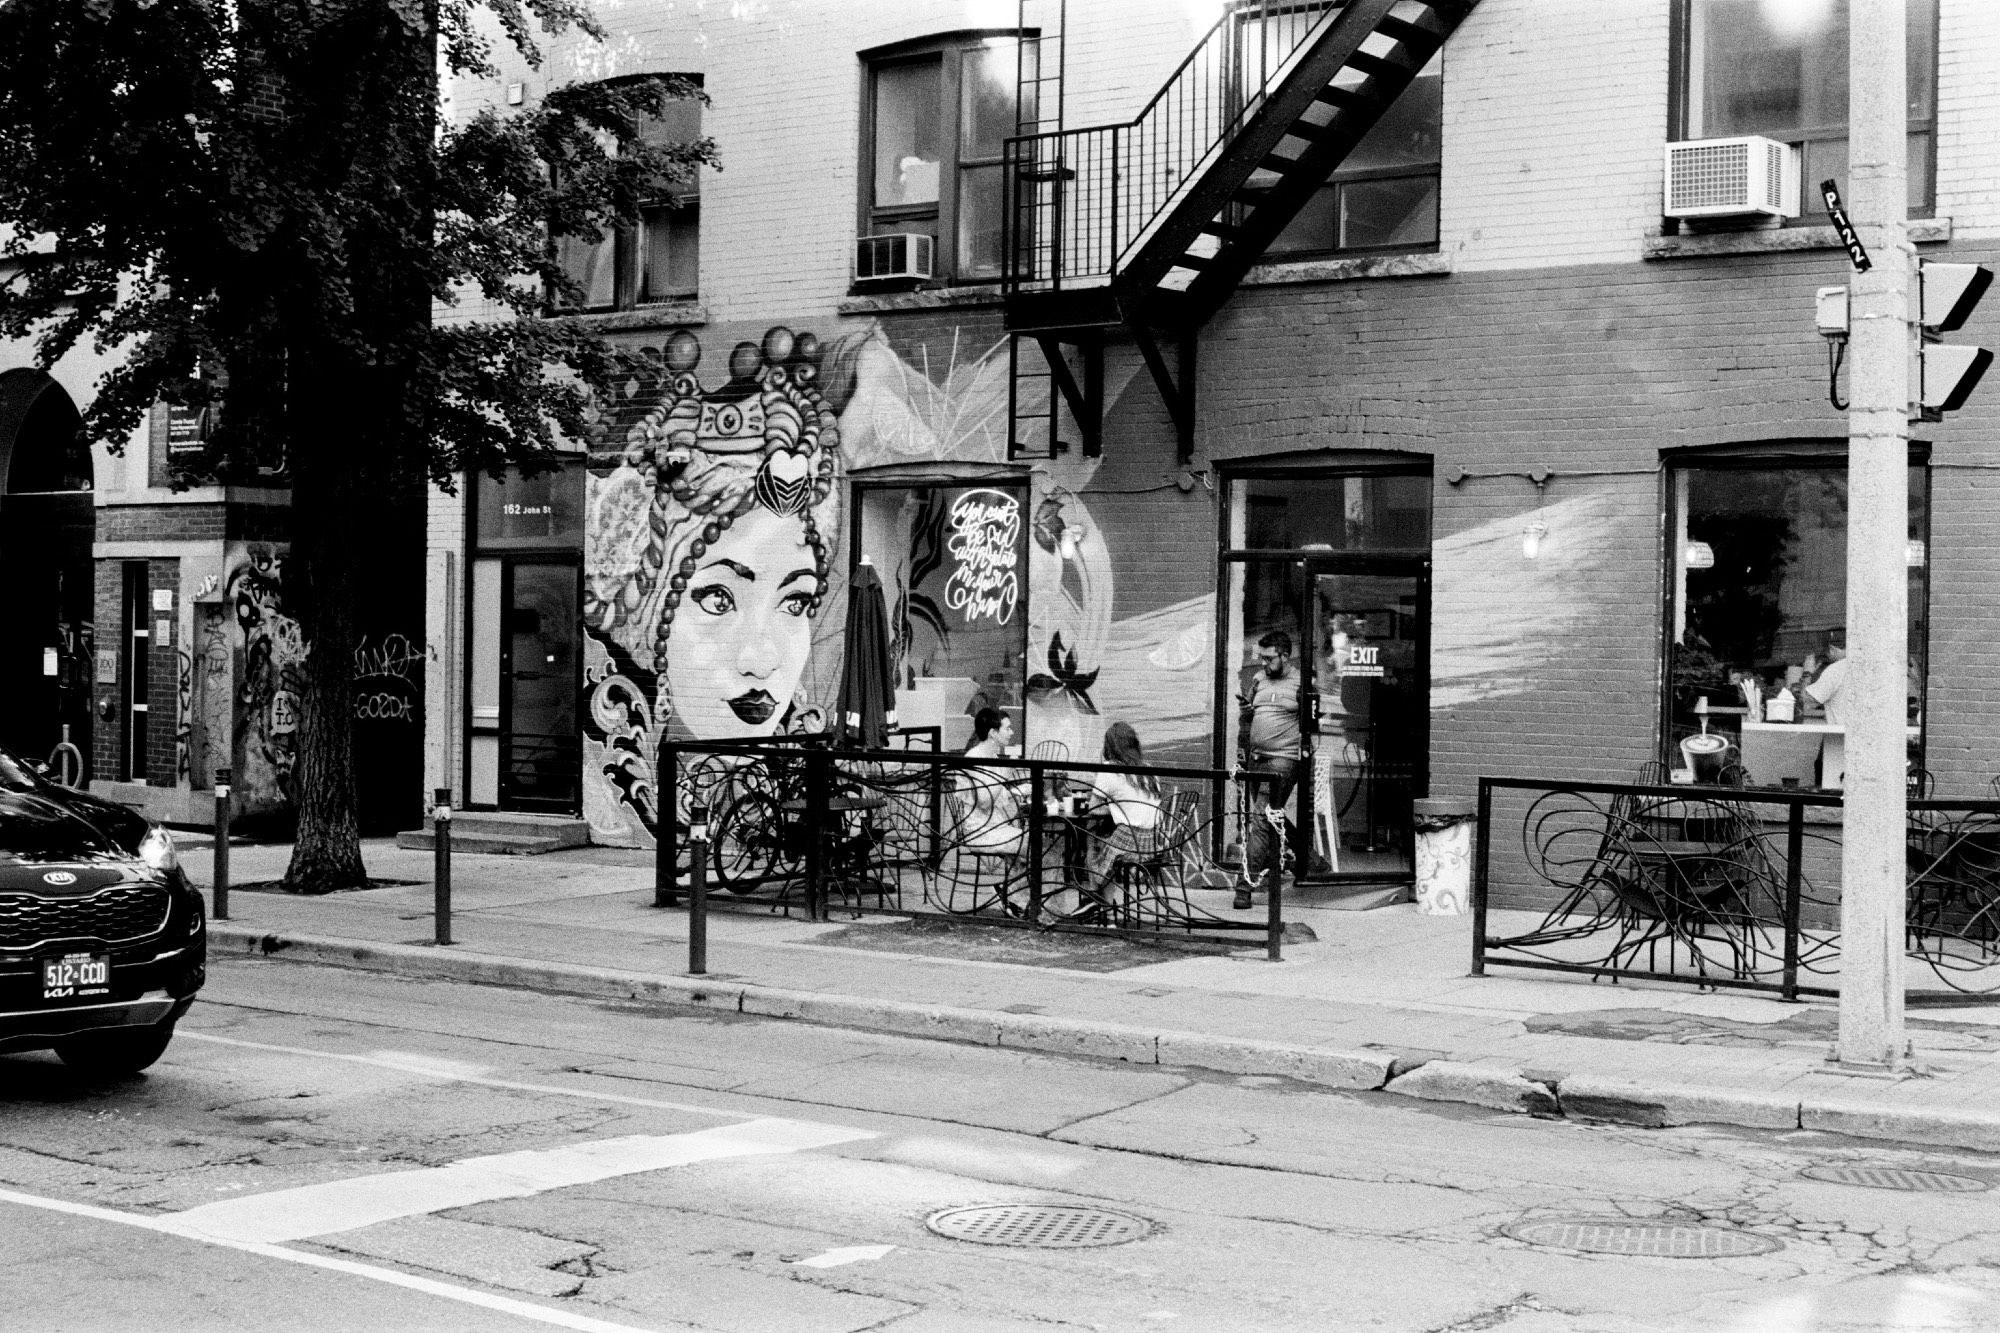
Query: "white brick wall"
1935 0 2000 239
1442 0 1670 273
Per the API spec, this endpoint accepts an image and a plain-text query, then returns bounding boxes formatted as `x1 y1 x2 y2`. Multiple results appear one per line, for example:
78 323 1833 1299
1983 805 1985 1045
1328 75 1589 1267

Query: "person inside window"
1805 628 1849 727
964 707 1013 759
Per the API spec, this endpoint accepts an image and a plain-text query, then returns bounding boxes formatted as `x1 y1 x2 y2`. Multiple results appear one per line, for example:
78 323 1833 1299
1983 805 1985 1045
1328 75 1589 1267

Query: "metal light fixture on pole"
1834 0 1912 1074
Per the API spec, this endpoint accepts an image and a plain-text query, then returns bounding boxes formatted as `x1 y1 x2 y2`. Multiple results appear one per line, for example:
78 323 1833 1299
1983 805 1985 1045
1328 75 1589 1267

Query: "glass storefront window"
474 461 586 552
855 483 1029 749
1666 456 1927 787
1227 473 1431 551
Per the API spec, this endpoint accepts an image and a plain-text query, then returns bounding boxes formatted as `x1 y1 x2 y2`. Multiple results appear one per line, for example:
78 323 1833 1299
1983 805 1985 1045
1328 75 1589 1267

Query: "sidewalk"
186 836 2000 1153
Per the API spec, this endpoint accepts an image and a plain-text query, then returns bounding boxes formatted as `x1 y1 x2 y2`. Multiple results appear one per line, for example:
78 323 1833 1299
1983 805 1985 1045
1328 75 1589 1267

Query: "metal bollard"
433 787 453 946
687 804 710 976
212 766 231 921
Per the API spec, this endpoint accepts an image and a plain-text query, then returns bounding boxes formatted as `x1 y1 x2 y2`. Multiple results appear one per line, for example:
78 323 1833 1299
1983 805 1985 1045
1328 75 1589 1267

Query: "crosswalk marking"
0 1186 687 1333
164 1118 875 1243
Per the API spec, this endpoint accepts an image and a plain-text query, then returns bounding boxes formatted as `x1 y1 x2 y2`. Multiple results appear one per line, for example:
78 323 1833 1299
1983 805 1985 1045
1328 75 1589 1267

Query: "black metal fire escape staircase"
1001 0 1478 462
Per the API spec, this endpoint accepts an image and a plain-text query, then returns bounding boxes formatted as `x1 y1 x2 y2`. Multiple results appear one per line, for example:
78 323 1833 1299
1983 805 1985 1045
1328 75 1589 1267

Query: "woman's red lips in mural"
728 690 779 725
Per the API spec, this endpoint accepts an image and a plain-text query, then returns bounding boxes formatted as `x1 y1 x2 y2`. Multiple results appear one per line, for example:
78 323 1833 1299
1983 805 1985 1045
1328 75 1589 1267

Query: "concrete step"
395 811 589 856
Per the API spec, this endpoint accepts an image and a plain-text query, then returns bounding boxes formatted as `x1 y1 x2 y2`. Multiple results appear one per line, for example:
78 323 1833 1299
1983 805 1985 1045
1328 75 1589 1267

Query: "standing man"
1239 630 1301 910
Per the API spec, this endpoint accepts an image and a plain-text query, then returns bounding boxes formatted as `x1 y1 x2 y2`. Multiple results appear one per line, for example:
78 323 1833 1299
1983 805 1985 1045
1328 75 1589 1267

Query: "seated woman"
954 707 1024 858
1078 722 1165 898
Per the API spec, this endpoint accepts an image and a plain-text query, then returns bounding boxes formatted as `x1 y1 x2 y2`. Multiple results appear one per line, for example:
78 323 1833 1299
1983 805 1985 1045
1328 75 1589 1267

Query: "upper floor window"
1267 49 1441 258
1675 0 1936 220
554 86 702 310
863 34 1026 284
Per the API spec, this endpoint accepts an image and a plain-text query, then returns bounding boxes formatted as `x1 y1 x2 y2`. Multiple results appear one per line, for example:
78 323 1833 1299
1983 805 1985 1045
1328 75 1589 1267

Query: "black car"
0 746 206 1075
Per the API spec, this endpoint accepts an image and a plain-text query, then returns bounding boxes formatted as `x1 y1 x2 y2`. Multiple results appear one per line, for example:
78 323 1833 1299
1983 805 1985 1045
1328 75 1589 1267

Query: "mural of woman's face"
667 505 822 740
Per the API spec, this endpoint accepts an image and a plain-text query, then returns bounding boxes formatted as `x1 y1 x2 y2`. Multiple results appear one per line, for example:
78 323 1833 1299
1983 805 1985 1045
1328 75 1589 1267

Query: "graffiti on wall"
576 320 1212 845
353 633 422 724
226 543 302 815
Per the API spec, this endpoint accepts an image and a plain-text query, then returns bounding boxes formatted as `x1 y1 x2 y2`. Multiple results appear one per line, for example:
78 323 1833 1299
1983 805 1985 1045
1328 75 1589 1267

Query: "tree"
0 0 714 889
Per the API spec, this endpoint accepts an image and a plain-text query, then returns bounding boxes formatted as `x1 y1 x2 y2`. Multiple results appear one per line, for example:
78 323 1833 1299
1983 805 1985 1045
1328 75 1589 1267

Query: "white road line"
791 1244 896 1268
179 1029 762 1118
0 1186 690 1333
164 1118 875 1243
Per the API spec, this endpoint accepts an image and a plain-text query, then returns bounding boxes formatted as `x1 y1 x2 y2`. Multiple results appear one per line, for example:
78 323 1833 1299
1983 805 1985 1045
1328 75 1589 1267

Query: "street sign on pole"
1821 180 1873 272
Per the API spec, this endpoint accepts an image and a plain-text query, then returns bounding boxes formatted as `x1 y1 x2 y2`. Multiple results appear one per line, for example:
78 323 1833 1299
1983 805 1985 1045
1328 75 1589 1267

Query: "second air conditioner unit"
855 233 935 283
1663 135 1800 220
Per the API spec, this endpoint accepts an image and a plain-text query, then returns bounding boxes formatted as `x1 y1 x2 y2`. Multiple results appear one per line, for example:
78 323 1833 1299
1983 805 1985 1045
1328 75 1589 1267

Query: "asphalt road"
3 956 2000 1332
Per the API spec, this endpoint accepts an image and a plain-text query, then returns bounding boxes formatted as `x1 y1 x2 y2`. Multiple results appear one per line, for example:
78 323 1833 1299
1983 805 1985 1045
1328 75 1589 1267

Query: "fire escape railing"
1002 0 1335 296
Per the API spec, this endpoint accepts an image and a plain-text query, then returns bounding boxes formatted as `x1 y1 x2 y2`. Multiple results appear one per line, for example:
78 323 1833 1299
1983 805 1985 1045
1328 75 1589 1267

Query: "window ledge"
838 284 1005 315
1241 252 1452 286
1643 218 1952 261
557 302 708 331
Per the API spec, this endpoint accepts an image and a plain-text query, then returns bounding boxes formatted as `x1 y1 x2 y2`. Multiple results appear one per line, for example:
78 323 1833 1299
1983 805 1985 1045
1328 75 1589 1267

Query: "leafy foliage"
0 0 718 488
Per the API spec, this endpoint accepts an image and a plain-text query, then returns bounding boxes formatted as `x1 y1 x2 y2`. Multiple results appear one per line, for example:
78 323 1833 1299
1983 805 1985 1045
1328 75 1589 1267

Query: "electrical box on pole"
1917 261 1993 418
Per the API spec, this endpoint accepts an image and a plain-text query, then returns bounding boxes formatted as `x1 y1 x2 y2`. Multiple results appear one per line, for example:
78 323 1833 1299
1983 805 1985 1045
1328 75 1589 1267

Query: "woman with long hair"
1076 720 1164 912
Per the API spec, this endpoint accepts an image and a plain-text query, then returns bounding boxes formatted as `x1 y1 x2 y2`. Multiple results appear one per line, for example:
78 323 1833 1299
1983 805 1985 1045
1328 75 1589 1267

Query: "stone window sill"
1643 218 1952 261
1241 252 1452 286
557 302 709 331
839 284 1006 315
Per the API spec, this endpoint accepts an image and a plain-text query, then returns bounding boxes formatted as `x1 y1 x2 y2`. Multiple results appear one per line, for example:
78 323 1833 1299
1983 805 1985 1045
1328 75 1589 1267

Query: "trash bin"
1412 796 1477 916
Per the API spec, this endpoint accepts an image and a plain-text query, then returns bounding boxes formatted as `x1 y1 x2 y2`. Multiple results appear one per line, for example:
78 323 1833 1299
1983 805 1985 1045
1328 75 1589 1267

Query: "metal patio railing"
654 734 1285 954
1473 775 2000 1000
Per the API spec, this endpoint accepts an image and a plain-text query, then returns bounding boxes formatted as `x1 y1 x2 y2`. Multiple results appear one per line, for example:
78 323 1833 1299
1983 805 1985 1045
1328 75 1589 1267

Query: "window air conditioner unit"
1663 135 1800 220
855 232 934 282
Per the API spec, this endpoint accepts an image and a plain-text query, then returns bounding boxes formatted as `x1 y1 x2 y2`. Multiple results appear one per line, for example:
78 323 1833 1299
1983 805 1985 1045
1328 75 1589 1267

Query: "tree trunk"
281 372 370 892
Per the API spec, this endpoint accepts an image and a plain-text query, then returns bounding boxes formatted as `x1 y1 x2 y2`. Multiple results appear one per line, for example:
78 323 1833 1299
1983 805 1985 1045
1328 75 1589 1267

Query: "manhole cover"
1801 1164 1990 1193
926 1204 1154 1249
1503 1217 1780 1258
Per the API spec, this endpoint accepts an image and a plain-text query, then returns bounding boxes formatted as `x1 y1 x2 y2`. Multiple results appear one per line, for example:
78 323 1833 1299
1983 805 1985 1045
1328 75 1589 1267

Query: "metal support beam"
1034 335 1103 457
1131 327 1195 465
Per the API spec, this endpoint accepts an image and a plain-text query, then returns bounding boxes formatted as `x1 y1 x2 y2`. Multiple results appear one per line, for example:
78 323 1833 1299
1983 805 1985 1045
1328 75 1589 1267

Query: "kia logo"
42 871 77 886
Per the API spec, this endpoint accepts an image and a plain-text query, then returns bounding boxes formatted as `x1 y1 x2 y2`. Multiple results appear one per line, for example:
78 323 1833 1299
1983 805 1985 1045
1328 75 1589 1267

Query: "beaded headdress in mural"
584 325 842 676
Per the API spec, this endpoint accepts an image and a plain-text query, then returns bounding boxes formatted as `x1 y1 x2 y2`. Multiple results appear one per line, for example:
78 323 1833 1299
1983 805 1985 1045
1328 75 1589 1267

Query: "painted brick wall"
1199 238 2000 817
1441 0 1671 274
1936 0 2000 240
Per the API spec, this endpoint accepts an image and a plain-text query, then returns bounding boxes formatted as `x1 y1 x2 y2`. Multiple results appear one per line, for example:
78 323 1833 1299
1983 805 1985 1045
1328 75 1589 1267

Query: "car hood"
0 789 130 866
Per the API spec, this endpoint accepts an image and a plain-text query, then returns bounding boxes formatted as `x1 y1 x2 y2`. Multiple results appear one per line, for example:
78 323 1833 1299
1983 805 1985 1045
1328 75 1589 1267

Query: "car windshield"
0 749 41 793
0 790 117 860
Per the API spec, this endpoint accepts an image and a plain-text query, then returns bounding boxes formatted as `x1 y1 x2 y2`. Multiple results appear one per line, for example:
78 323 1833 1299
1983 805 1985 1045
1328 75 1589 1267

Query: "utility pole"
1835 0 1911 1073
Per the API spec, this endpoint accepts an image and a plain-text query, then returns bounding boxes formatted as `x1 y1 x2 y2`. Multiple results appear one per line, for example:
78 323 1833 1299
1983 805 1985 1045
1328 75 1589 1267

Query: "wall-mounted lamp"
1058 520 1090 562
662 445 692 472
1685 540 1716 570
1907 539 1927 568
1522 521 1548 560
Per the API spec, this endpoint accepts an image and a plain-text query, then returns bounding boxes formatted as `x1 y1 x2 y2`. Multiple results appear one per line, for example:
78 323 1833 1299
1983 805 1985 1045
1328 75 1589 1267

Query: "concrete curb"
211 926 2000 1153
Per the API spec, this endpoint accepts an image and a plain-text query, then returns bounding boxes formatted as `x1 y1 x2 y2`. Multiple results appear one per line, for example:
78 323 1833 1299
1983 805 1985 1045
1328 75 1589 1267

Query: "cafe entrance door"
1219 463 1431 885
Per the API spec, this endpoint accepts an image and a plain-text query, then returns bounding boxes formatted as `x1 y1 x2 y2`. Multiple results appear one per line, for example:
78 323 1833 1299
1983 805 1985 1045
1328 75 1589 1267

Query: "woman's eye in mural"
779 589 814 617
690 584 736 616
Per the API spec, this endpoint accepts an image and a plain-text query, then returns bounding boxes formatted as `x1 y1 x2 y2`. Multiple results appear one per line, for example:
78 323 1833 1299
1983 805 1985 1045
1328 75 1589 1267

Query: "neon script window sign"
944 488 1021 626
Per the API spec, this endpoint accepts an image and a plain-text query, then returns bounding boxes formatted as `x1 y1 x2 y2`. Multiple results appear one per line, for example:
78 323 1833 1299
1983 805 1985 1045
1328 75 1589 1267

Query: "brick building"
425 0 2000 898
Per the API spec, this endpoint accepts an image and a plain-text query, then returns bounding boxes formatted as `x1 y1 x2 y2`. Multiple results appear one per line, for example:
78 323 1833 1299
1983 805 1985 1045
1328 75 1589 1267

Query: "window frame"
1263 47 1444 261
1656 442 1932 787
858 30 1030 286
548 74 704 314
1668 0 1938 223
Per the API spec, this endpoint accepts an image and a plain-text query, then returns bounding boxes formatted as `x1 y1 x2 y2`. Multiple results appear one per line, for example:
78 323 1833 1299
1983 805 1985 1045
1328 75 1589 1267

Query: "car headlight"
138 826 180 874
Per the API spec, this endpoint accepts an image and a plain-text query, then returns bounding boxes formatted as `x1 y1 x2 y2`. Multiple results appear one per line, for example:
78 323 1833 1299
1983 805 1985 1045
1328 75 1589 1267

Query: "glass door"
500 561 581 812
1305 566 1428 880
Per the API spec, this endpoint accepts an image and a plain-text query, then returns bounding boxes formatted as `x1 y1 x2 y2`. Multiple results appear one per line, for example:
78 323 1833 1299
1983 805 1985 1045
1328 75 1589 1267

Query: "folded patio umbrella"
837 558 897 750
